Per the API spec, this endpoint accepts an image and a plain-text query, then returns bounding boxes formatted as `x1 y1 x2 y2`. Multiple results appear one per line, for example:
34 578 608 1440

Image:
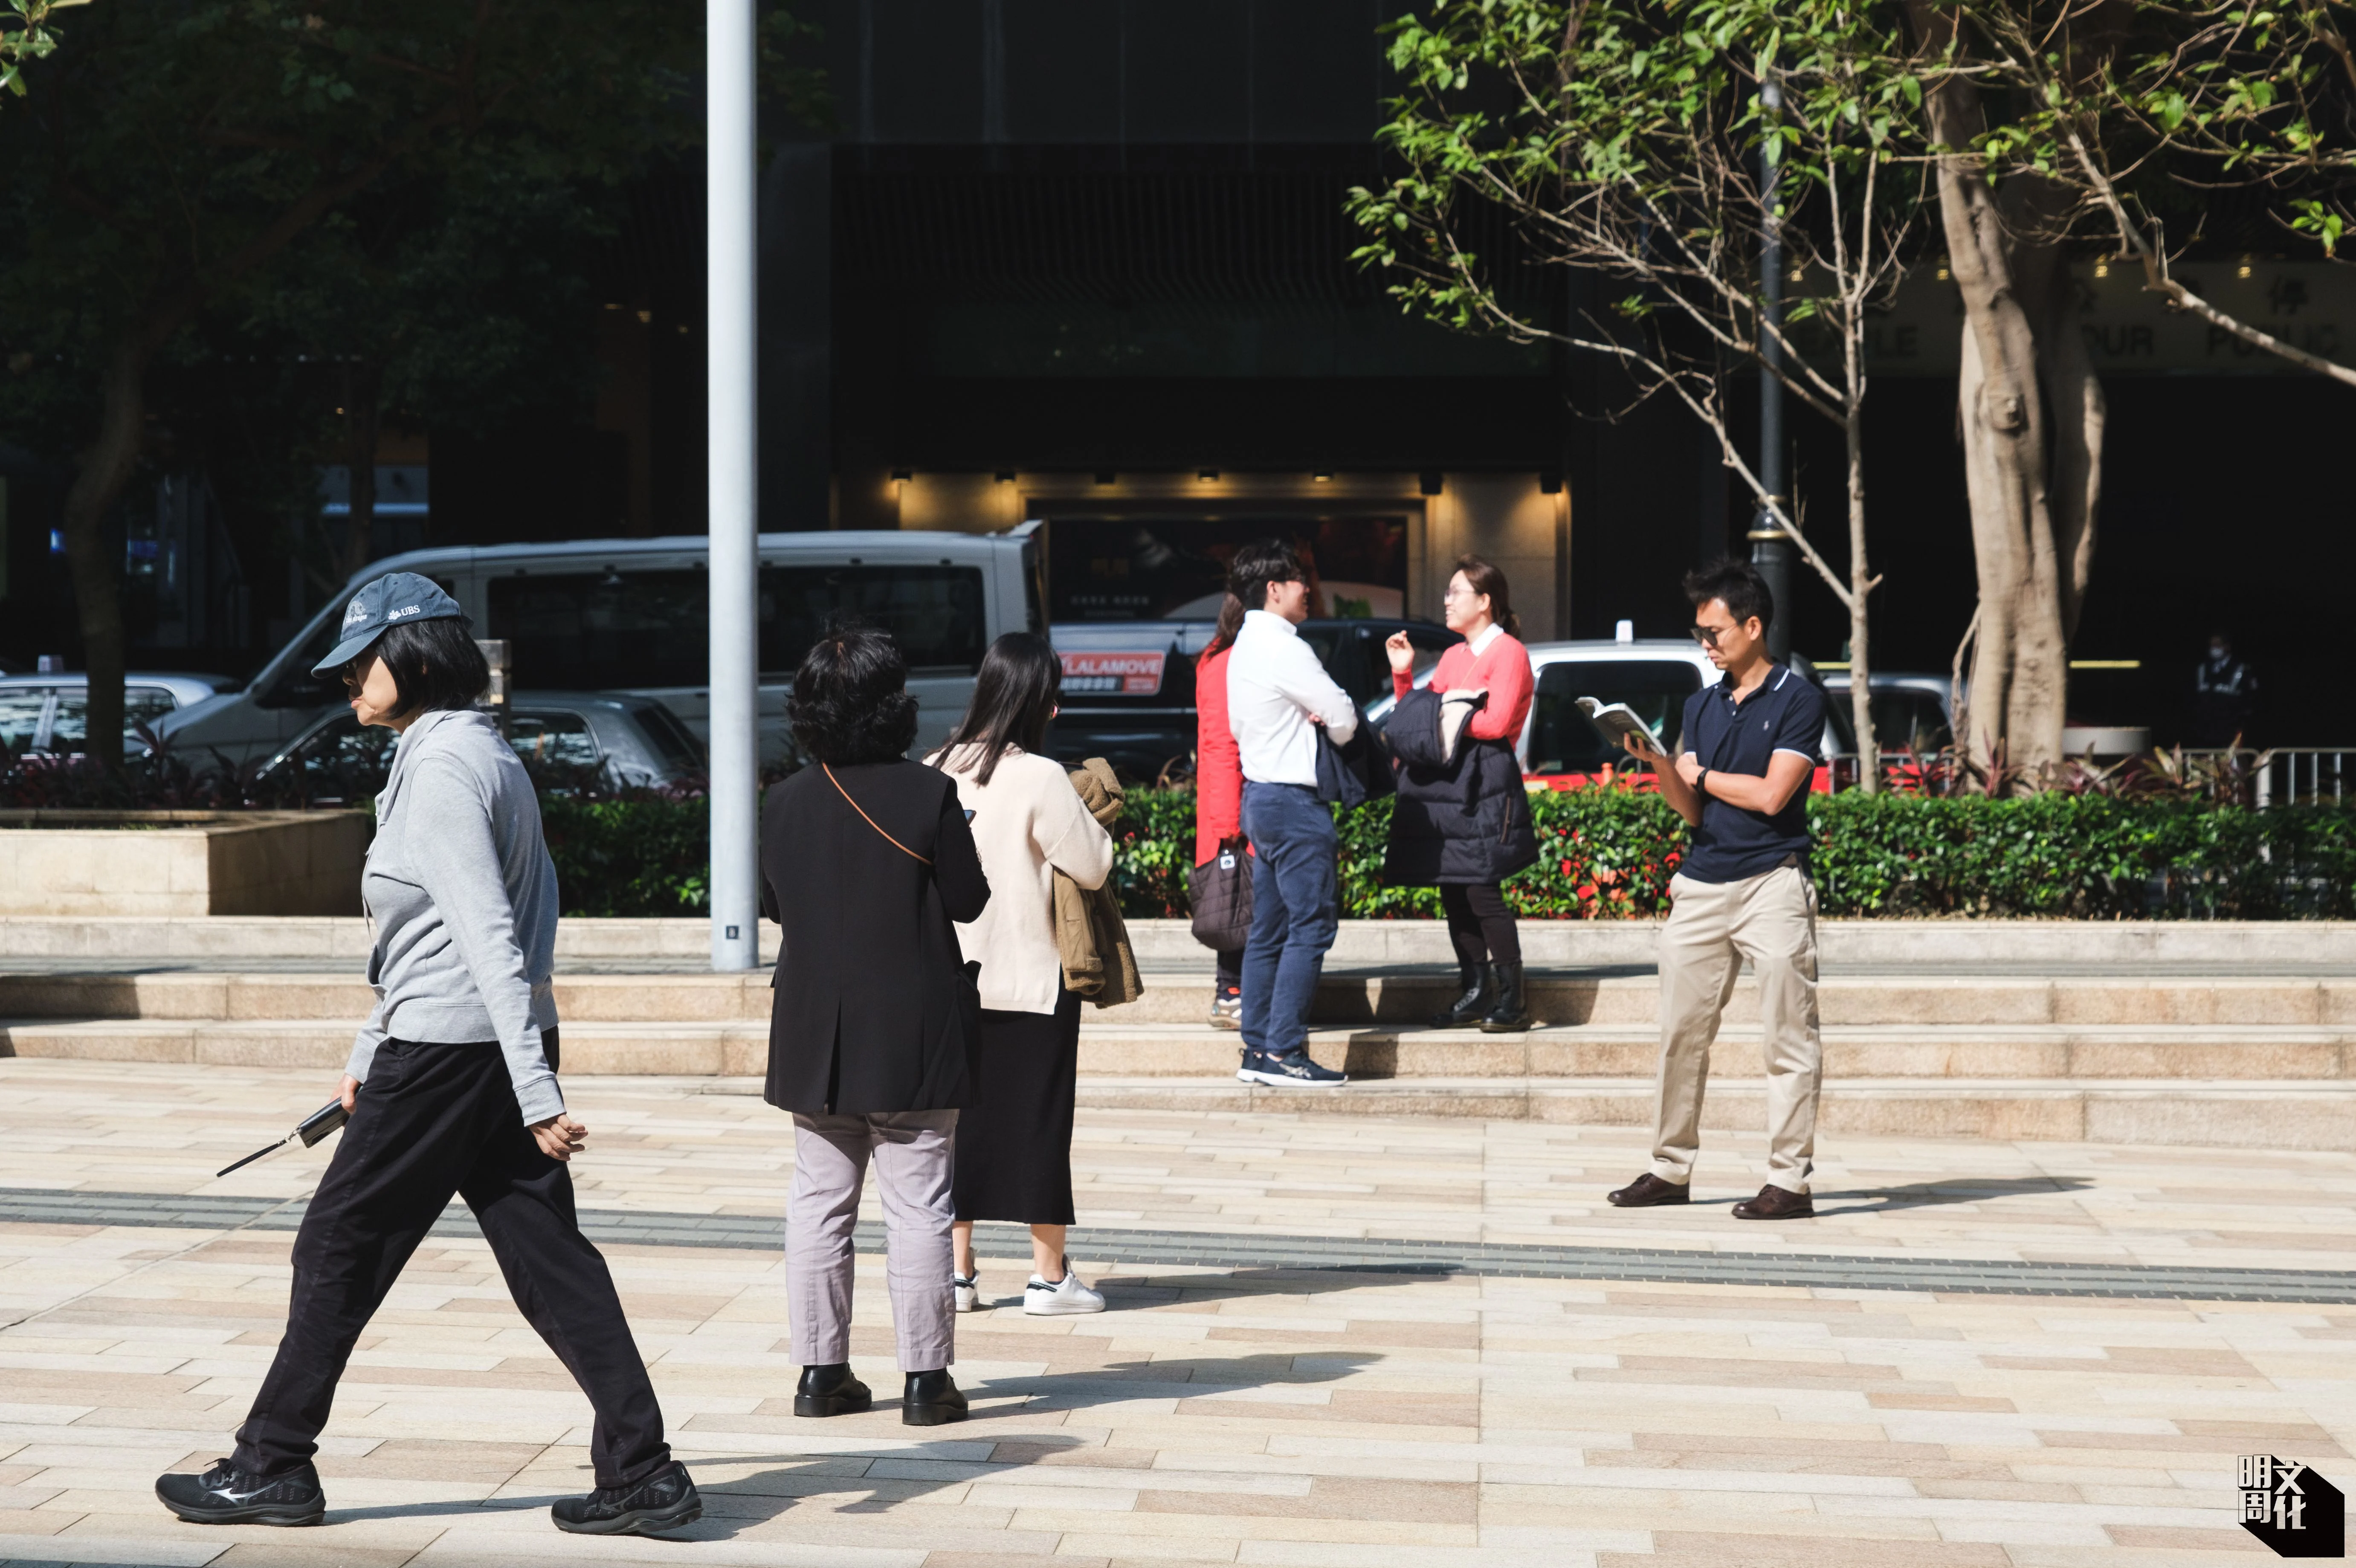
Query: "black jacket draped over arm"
759 760 990 1115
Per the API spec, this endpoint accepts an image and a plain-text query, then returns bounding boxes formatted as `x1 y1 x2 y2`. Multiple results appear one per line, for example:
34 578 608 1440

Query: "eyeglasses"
1442 585 1481 601
1689 624 1737 648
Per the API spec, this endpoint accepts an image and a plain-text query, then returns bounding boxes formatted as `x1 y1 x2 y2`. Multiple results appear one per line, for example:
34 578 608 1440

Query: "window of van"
1528 660 1703 774
491 571 708 690
488 564 988 690
759 565 985 675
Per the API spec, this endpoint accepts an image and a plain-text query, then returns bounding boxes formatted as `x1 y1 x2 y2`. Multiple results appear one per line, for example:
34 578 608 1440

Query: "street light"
707 0 759 973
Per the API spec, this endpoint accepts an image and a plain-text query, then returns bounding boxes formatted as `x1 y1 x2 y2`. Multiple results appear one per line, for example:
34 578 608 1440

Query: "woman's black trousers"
1440 882 1521 967
231 1032 671 1490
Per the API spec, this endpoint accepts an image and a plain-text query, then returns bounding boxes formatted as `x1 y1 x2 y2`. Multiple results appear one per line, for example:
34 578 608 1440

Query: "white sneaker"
953 1273 982 1313
1023 1262 1106 1316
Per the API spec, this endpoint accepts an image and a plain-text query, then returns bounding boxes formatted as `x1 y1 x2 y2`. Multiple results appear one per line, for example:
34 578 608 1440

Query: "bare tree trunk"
58 333 157 771
339 360 383 584
1917 47 2091 779
1843 399 1878 793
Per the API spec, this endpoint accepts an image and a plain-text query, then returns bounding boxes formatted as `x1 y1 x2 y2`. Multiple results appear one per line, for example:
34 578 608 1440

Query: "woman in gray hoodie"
155 573 698 1539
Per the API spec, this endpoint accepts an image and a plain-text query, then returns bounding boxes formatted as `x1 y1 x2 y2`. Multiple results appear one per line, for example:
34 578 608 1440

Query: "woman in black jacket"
761 623 990 1426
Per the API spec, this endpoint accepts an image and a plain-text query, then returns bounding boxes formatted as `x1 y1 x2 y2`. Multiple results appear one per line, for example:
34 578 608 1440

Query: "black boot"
1430 963 1495 1028
1480 962 1530 1032
794 1362 872 1417
903 1368 969 1426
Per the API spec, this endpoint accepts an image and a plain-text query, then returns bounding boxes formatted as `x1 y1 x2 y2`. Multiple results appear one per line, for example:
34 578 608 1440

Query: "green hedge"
539 785 2356 921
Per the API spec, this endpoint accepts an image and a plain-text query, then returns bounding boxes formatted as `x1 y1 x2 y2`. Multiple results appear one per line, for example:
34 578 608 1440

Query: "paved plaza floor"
2 1059 2352 1565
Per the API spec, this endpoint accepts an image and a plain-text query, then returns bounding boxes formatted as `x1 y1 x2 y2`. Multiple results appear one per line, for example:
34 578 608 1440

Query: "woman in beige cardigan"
929 633 1116 1315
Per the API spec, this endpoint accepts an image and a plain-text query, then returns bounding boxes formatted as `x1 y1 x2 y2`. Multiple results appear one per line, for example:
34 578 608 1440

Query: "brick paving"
2 1059 2351 1563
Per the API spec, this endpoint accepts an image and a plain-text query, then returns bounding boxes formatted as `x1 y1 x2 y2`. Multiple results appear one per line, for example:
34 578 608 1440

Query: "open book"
1577 697 1667 757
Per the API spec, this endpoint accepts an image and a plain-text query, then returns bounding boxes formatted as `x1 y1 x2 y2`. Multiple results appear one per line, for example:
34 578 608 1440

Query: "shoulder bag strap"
823 763 932 865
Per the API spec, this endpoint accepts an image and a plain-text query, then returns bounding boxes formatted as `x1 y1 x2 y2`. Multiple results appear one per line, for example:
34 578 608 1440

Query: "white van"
159 527 1047 767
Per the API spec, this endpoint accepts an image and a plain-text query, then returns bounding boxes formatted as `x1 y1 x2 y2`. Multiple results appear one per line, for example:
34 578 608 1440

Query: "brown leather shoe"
1606 1173 1691 1208
1732 1183 1815 1220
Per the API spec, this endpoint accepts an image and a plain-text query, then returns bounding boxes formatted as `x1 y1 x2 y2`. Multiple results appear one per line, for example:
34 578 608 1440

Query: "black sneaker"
551 1459 702 1536
1235 1048 1267 1083
1238 1049 1347 1087
155 1458 325 1526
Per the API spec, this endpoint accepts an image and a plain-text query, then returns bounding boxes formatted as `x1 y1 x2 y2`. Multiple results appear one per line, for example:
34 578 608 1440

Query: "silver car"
0 672 242 757
250 693 706 806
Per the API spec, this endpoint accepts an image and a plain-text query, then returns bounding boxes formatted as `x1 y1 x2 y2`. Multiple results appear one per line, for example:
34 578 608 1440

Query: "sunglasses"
1689 624 1740 649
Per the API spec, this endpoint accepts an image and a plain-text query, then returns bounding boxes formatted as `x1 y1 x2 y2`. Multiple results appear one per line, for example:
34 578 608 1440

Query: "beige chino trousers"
1649 864 1823 1194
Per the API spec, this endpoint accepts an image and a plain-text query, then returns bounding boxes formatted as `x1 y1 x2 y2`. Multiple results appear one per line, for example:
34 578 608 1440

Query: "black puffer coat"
1382 689 1542 887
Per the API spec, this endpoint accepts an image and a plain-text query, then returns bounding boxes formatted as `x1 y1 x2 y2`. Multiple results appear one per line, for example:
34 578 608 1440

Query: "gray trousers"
787 1110 957 1371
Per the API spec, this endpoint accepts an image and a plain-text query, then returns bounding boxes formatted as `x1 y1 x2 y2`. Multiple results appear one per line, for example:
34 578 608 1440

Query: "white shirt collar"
1243 609 1299 638
1468 622 1504 656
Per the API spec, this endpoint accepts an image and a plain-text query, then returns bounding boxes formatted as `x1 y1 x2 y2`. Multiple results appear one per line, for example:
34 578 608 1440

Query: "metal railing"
1824 748 2356 805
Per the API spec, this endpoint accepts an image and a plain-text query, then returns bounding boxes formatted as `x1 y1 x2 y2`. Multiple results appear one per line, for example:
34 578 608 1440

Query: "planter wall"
0 811 370 917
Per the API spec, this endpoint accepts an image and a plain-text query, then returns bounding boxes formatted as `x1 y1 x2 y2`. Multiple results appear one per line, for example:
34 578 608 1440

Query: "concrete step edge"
9 1017 2356 1041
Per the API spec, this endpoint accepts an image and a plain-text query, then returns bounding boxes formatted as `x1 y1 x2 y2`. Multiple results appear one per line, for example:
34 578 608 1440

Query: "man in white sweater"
1226 541 1356 1087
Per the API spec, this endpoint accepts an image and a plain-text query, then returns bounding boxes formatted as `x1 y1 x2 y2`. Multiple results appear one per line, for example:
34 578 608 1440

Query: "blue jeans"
1240 781 1339 1058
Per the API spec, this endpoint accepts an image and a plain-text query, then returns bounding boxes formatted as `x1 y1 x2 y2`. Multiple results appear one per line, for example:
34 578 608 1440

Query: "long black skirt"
953 984 1082 1226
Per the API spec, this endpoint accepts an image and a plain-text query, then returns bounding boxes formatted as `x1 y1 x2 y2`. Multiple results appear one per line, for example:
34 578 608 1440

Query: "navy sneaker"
551 1459 702 1536
155 1458 325 1526
1239 1049 1347 1087
1235 1049 1267 1083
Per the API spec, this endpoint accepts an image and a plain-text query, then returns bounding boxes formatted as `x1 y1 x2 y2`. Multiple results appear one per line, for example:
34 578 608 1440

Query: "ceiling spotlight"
1419 471 1443 496
890 468 912 482
1094 472 1116 485
994 470 1016 484
1197 468 1220 481
1313 471 1333 483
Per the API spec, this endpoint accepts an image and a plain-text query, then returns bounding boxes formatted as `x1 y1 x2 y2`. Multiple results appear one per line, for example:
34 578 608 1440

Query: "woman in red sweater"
1385 555 1539 1030
1193 593 1248 1029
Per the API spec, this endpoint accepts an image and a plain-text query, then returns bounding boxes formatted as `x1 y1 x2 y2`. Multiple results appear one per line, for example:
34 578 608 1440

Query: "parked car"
0 671 242 757
1820 670 1955 753
1368 638 1855 788
250 692 707 806
158 525 1047 768
1043 617 1460 781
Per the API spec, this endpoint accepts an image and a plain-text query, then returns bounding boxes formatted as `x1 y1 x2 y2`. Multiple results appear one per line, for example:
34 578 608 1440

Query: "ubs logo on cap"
385 605 422 620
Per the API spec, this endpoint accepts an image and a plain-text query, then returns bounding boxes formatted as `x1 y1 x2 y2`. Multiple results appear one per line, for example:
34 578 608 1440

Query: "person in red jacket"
1385 555 1539 1029
1194 592 1248 1029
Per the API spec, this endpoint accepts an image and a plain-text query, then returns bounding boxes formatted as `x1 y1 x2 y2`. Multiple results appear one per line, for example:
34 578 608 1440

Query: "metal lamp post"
707 0 761 972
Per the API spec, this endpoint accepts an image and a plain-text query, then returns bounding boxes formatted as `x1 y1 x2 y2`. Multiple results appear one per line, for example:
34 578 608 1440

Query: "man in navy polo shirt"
1606 560 1826 1220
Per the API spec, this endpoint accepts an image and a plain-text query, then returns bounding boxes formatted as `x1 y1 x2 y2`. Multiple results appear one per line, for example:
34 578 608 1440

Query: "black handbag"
1188 834 1253 952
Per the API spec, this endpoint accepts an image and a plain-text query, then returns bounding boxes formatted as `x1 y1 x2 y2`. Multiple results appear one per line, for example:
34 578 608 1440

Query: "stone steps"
1068 1077 2356 1151
6 969 2353 1027
12 1014 2356 1082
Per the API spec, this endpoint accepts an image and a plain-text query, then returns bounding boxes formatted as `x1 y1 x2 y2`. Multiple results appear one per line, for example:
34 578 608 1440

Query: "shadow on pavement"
1807 1175 2096 1218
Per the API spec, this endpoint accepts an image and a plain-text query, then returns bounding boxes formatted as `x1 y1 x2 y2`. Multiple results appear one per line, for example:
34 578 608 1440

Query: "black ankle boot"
1430 963 1495 1027
903 1368 968 1426
1480 962 1530 1032
793 1362 872 1417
